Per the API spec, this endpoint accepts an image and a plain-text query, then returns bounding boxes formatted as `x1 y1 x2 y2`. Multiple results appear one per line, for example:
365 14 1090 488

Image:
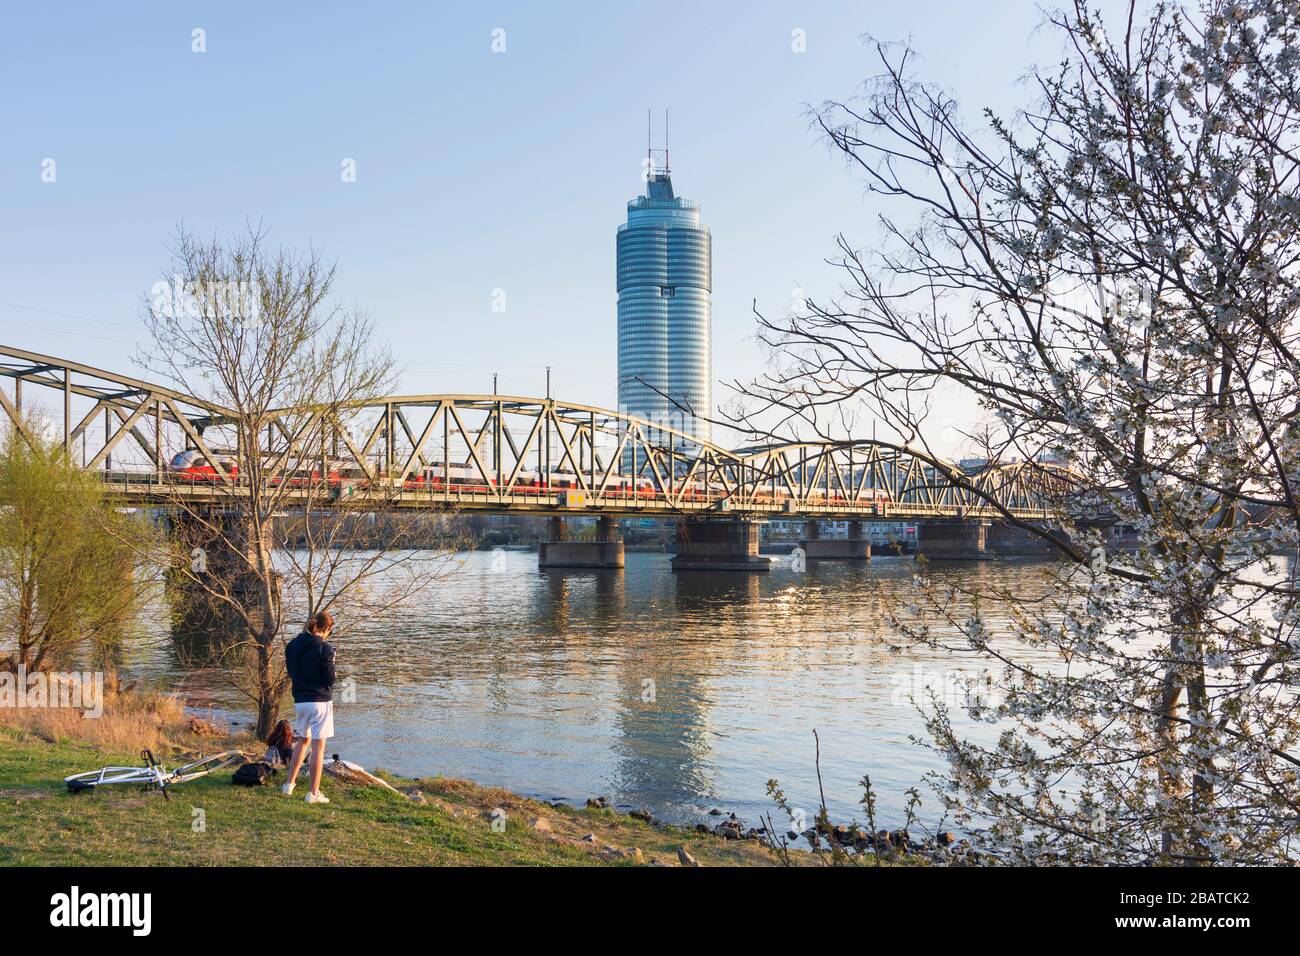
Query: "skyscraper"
616 151 711 469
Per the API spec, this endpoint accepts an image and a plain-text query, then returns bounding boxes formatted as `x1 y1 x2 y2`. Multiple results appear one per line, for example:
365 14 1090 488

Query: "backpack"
231 761 277 786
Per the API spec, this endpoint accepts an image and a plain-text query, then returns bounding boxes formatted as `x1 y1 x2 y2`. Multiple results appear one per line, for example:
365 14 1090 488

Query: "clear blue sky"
0 0 1088 443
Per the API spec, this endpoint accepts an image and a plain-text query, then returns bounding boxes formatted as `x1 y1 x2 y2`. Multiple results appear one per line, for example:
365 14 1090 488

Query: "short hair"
308 610 334 635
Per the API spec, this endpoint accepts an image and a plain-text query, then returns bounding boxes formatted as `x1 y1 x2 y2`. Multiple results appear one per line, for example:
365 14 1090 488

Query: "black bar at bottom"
0 865 1279 939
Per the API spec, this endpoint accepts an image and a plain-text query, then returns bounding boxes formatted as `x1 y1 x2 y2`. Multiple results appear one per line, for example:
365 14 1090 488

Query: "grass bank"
0 724 797 867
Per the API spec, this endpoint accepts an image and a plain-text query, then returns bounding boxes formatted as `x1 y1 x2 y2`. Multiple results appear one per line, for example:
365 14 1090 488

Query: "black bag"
231 761 277 786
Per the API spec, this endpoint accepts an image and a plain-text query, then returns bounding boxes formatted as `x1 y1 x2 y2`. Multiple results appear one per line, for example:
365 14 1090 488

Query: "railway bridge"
0 345 1077 570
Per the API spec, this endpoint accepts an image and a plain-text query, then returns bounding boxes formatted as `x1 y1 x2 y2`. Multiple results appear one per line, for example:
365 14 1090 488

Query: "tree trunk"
1156 659 1182 861
246 512 282 742
253 638 277 741
1157 595 1215 863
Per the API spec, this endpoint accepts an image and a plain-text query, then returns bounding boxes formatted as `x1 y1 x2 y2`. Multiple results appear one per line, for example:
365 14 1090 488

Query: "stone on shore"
611 846 645 864
714 820 743 839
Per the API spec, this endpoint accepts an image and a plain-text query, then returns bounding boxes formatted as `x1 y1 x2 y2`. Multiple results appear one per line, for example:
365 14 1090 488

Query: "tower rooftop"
646 169 675 201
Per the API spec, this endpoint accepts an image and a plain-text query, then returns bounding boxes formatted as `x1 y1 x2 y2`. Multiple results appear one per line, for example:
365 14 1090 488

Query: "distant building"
764 520 917 544
616 150 711 469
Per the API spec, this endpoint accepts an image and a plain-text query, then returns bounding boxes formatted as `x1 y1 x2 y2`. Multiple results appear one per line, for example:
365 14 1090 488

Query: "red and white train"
166 454 892 507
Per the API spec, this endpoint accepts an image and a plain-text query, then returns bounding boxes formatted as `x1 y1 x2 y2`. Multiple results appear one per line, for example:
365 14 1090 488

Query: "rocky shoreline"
579 795 982 865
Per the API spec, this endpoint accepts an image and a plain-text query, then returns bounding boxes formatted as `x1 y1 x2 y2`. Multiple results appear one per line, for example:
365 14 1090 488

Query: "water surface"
129 550 1061 829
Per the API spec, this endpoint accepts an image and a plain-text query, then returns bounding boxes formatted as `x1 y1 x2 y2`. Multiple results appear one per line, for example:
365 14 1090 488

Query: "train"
165 452 893 507
168 449 237 480
168 449 333 487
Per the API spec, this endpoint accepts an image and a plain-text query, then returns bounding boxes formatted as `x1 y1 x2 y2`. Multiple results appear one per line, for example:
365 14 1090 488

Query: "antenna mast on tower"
646 107 670 177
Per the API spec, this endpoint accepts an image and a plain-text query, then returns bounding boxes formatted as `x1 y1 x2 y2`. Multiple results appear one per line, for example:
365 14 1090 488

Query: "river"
125 549 1066 832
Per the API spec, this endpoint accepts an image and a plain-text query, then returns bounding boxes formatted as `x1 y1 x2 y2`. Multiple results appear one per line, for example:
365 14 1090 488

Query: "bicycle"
65 749 248 801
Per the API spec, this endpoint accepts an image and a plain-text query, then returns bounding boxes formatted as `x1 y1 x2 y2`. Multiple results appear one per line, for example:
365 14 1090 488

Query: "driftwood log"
319 756 405 797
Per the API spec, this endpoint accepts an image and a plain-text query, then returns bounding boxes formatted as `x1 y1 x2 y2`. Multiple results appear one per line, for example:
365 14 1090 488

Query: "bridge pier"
802 519 872 560
916 519 988 560
538 515 625 569
671 518 771 571
985 521 1061 557
166 509 280 629
1101 521 1141 553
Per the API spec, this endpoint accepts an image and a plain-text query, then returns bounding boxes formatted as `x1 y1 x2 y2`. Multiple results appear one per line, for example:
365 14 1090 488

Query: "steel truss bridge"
0 345 1074 522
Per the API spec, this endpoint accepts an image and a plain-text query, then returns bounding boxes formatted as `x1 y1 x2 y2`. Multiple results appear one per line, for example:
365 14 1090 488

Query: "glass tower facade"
616 167 711 469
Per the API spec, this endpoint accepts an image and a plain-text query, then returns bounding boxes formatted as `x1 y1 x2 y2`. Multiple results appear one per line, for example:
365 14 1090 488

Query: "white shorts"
293 701 334 741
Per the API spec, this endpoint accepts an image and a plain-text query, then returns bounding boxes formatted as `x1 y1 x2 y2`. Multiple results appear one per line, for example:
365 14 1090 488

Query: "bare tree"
737 0 1300 863
140 225 458 739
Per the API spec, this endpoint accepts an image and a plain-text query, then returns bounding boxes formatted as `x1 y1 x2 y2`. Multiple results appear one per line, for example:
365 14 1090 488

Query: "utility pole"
493 373 498 396
546 366 551 400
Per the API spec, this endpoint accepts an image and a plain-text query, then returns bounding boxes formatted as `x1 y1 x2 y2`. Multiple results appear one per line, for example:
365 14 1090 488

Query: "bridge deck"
101 471 1055 522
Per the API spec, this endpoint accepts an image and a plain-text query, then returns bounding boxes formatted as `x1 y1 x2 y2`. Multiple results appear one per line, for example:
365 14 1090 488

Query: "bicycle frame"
66 749 245 800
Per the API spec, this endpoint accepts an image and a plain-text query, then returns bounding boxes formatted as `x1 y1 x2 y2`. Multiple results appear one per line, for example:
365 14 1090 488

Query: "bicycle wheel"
168 750 246 784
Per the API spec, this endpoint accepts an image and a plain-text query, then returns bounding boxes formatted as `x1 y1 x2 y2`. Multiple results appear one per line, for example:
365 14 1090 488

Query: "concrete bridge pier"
671 518 771 571
802 519 872 560
985 521 1061 557
1101 522 1141 554
166 509 280 630
916 519 989 560
538 515 625 569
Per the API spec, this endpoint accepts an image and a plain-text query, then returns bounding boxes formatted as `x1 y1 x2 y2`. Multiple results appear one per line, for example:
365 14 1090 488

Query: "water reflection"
135 549 1061 827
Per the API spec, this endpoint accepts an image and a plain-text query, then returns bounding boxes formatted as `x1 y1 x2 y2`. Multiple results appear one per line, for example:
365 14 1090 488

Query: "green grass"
0 726 795 867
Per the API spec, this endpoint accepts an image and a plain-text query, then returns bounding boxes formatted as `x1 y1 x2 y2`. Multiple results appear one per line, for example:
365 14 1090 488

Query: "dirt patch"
0 787 54 801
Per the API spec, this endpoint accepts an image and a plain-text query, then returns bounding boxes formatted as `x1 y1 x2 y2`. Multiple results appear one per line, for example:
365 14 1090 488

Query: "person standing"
282 610 337 804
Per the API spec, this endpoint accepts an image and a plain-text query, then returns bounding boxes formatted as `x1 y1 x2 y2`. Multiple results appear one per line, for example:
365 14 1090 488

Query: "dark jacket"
285 630 336 703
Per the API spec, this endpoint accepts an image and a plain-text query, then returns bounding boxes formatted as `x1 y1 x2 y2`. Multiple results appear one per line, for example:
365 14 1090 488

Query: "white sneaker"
280 781 295 796
305 791 330 805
